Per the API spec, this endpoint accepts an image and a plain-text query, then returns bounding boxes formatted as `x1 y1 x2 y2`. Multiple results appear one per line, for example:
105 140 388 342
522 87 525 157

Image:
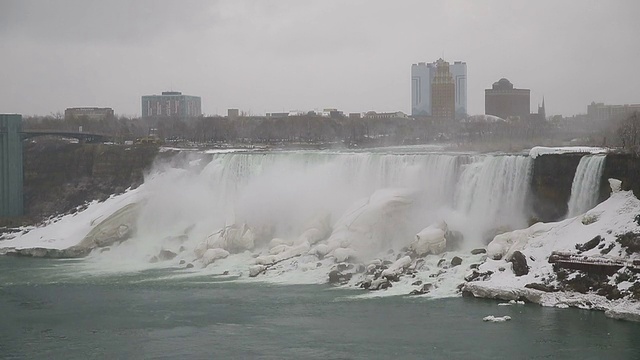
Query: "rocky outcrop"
21 141 160 223
530 152 640 223
3 246 90 258
601 153 640 203
77 202 140 249
509 251 529 276
530 153 583 221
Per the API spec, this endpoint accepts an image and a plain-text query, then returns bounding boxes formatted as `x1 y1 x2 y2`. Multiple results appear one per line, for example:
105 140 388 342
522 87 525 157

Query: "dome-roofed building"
485 78 530 120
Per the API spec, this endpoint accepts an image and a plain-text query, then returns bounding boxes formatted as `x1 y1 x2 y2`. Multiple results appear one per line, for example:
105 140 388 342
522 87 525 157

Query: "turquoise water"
0 257 639 359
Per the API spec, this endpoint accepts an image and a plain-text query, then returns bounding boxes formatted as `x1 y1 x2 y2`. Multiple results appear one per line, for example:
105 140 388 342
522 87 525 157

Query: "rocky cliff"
21 141 159 222
530 152 640 223
529 153 583 222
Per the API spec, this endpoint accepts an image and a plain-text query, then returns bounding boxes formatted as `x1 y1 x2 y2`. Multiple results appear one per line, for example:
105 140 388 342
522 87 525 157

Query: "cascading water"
125 150 533 261
566 155 607 218
1 148 539 295
453 155 533 244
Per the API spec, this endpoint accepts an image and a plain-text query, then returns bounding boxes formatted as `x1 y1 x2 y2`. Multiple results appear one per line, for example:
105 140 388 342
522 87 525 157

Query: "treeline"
21 111 640 149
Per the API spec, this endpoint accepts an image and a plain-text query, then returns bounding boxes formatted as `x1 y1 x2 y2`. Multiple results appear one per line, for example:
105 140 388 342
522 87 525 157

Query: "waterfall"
134 150 532 252
566 155 607 218
453 155 533 244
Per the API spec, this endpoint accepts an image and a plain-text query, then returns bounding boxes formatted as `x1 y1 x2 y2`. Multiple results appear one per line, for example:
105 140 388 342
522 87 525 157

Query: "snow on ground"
466 185 640 320
529 146 608 159
0 186 144 251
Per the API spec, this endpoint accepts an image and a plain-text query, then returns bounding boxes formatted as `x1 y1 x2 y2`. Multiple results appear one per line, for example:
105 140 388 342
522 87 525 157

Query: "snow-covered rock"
269 238 293 249
324 188 414 258
201 248 230 267
483 315 511 322
529 146 607 159
466 179 640 320
412 222 447 256
333 247 357 262
380 256 412 278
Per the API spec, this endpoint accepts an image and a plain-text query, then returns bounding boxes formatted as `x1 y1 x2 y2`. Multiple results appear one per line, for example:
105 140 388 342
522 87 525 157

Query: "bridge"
1 114 112 218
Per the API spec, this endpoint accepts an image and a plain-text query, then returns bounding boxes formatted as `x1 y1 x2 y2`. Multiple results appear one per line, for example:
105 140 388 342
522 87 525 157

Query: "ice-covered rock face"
609 178 622 193
412 222 448 256
78 202 140 249
323 188 415 260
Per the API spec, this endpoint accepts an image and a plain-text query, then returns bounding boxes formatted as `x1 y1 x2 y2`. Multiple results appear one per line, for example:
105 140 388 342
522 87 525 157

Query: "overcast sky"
1 0 639 117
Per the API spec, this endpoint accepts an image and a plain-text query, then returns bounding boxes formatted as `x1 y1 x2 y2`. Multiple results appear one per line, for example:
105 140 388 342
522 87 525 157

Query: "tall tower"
411 59 466 118
450 61 467 118
0 114 24 217
411 62 435 116
538 97 546 120
431 59 455 120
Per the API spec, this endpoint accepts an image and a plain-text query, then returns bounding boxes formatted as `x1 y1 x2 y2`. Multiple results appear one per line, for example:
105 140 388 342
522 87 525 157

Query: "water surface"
1 257 639 359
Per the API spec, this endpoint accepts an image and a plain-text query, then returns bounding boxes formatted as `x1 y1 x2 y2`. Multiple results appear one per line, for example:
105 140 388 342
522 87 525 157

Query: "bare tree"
617 111 640 152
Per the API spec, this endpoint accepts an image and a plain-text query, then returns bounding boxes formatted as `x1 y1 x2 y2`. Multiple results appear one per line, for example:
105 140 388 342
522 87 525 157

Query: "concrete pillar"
0 114 24 217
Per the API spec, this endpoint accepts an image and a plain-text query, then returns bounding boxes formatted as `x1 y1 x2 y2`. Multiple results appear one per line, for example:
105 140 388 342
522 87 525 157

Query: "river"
1 256 638 359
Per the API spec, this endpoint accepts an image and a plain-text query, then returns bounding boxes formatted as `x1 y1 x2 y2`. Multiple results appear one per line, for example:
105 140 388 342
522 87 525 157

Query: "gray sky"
1 0 639 117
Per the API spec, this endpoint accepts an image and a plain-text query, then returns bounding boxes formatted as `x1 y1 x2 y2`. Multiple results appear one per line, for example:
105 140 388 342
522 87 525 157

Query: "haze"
1 0 638 117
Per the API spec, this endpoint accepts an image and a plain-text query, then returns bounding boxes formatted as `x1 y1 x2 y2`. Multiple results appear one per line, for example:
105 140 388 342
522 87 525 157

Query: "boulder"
380 256 412 278
269 238 293 249
328 270 352 285
369 277 392 290
326 189 414 256
157 249 177 261
269 244 290 255
510 251 529 276
409 283 433 295
575 235 602 253
333 247 357 263
471 248 486 255
249 265 267 277
202 248 230 267
609 178 622 193
450 256 463 267
412 223 447 256
464 270 494 282
77 202 140 251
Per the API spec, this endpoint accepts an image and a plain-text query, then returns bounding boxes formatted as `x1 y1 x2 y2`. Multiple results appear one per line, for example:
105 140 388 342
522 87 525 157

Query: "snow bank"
465 180 640 320
0 186 144 251
529 146 607 159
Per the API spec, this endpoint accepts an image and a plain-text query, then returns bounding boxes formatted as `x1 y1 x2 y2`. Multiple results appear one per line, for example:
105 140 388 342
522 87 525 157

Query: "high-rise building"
450 61 468 118
141 91 202 119
485 78 530 120
431 59 455 119
411 59 467 118
587 102 640 122
411 62 435 116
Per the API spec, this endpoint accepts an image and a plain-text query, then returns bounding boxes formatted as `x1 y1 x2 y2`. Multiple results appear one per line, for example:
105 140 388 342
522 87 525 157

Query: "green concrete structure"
0 114 24 217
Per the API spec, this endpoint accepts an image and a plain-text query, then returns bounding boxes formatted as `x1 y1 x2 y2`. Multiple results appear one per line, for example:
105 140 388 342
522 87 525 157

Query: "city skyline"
1 0 639 117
